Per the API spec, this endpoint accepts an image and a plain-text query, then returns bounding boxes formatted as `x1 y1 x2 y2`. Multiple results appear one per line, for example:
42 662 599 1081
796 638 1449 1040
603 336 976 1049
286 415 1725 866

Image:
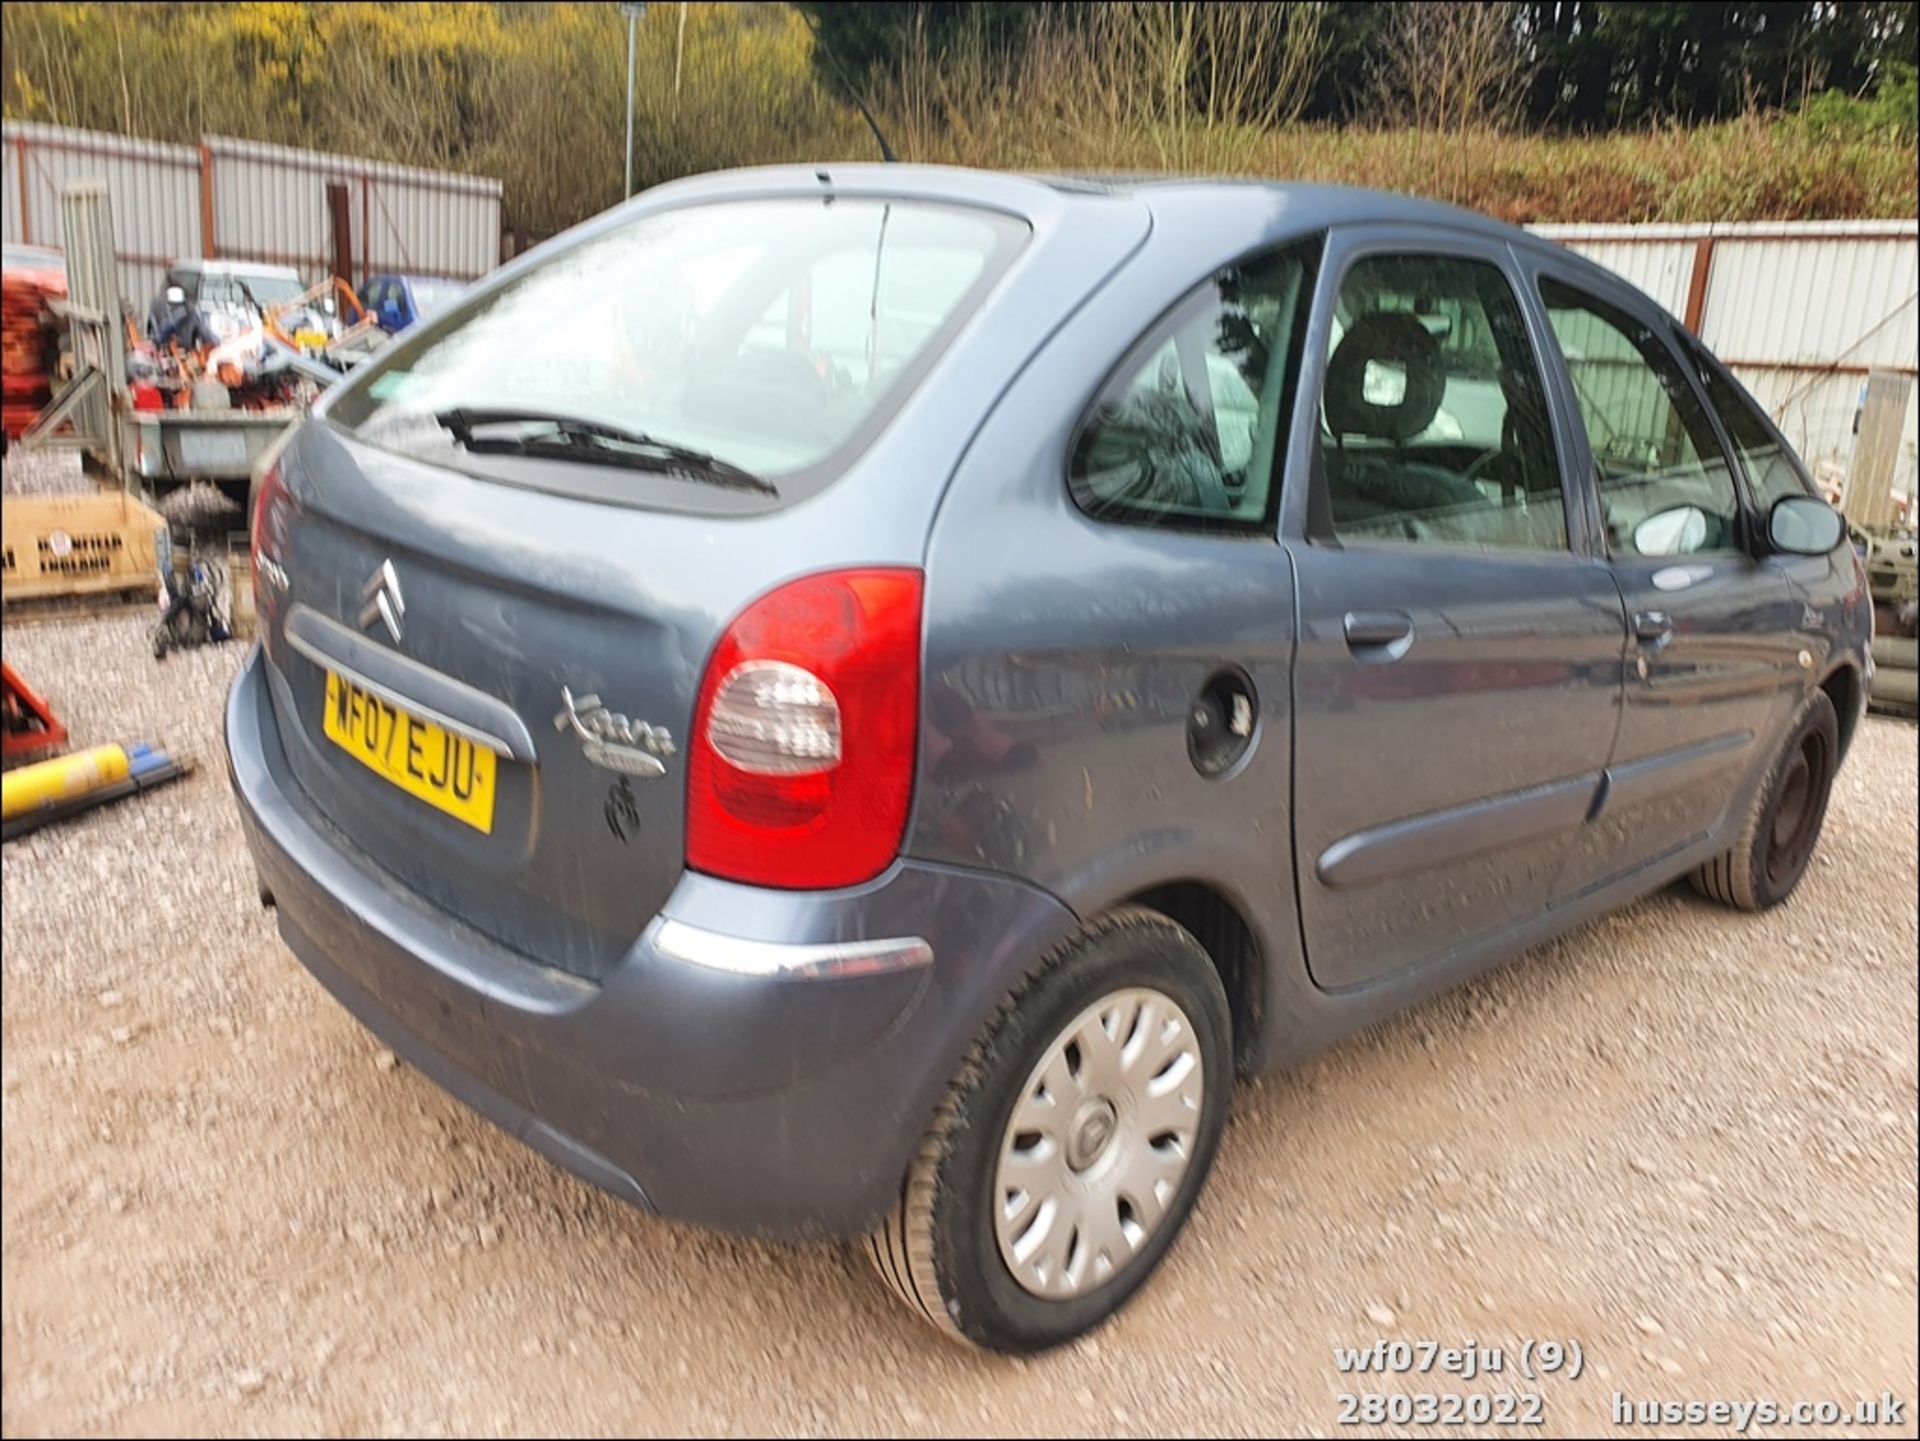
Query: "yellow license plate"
322 670 497 834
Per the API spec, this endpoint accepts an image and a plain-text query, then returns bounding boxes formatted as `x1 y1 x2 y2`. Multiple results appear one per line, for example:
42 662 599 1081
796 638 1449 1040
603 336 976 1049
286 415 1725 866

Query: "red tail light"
250 460 285 566
687 568 922 889
250 458 291 620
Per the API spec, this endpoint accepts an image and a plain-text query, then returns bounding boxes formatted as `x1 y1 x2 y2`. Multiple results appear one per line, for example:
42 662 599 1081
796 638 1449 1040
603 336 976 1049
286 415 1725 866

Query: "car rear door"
1282 227 1628 991
1523 256 1801 899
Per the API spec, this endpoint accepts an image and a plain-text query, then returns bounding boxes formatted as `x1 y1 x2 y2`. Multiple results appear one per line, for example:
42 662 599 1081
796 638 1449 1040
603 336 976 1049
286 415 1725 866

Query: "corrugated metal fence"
204 135 501 284
1 125 198 308
1531 219 1919 504
2 121 502 310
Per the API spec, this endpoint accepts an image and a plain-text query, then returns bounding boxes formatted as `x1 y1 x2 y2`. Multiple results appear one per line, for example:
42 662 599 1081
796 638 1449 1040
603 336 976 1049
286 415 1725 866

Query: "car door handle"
1344 610 1415 652
1633 610 1674 644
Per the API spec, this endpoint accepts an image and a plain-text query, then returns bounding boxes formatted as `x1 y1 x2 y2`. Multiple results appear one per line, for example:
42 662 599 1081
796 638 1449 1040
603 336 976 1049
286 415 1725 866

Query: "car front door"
1283 229 1628 992
1526 260 1800 899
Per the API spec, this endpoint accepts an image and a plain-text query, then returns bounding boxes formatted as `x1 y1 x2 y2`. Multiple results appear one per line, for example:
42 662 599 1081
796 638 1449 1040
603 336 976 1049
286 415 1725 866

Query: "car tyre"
1691 689 1838 911
867 906 1232 1353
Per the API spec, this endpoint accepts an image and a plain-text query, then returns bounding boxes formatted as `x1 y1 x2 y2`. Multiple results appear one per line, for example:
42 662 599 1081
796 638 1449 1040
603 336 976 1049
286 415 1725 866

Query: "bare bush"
874 2 1326 170
3 2 1907 233
1369 2 1536 134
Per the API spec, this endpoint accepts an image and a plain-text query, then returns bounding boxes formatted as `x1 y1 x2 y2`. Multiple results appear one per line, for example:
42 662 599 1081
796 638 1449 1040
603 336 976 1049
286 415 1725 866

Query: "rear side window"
1539 278 1742 557
1315 253 1566 551
1685 339 1813 513
1069 237 1320 532
330 199 1026 508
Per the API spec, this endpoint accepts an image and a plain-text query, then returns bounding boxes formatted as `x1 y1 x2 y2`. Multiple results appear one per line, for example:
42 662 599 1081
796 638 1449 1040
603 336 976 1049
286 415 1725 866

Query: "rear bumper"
226 646 1078 1237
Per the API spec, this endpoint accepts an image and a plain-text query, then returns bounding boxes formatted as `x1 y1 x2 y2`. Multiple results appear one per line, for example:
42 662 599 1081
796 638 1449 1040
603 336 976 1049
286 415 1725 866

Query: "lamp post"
621 2 649 200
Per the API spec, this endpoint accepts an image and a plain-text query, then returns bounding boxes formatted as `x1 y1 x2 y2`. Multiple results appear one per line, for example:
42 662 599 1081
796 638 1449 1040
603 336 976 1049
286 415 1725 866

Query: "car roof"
645 163 1561 258
170 259 302 279
997 167 1647 311
1028 170 1540 243
518 163 1636 331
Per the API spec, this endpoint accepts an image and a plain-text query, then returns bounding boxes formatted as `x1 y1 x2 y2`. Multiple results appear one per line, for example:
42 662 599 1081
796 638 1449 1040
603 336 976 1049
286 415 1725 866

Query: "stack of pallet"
2 266 66 441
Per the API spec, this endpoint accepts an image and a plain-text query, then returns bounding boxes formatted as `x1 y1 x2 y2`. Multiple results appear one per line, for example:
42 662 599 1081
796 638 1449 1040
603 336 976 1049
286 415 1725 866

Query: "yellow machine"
1 741 190 839
2 744 131 819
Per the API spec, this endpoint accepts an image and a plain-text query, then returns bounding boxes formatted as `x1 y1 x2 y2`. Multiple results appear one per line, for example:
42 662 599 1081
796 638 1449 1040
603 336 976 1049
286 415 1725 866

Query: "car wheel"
867 906 1232 1353
1691 689 1838 911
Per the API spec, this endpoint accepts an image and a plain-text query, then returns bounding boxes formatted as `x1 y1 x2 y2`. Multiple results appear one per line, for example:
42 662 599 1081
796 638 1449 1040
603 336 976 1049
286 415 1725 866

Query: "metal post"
1847 370 1913 529
675 2 687 107
621 3 649 200
624 14 636 199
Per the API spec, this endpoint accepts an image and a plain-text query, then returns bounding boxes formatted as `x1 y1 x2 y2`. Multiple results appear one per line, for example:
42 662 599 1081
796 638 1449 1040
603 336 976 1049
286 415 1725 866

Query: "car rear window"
330 198 1027 511
207 273 305 307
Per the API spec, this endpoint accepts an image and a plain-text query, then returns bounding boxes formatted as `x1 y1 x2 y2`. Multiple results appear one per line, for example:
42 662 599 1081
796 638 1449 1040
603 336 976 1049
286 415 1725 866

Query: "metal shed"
2 123 199 309
3 121 502 310
203 135 502 285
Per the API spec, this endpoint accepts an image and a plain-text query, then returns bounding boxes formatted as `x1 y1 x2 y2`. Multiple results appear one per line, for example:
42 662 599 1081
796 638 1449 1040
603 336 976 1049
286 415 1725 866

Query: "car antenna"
797 7 899 163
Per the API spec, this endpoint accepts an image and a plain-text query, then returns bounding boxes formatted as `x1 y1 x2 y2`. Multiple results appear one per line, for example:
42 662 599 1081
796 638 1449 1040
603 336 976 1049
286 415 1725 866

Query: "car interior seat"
1318 313 1576 550
1319 312 1485 539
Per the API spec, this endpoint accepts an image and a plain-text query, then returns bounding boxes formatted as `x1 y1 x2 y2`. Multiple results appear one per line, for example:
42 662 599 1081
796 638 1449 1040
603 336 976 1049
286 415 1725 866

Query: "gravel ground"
2 611 1914 1438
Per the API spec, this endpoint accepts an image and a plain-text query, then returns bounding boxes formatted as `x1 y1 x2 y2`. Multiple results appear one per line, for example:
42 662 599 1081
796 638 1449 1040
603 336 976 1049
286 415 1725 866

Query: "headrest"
1324 312 1445 442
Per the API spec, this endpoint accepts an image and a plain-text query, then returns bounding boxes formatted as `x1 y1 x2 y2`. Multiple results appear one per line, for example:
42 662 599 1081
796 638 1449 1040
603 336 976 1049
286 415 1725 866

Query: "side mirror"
1632 504 1708 557
1768 494 1844 556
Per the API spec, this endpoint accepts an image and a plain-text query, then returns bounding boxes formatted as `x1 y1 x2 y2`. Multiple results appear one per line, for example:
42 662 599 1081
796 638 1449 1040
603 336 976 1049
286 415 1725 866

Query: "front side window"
1540 278 1742 557
1070 237 1320 531
1684 338 1812 514
331 199 1026 508
1315 253 1566 551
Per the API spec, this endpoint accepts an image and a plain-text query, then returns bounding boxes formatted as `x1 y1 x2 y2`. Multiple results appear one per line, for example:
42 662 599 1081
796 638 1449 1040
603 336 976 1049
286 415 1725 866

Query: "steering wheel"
1461 446 1506 485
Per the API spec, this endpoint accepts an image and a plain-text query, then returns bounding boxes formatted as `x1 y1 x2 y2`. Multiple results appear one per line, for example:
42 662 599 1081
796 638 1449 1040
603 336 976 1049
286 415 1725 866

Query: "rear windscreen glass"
330 198 1027 508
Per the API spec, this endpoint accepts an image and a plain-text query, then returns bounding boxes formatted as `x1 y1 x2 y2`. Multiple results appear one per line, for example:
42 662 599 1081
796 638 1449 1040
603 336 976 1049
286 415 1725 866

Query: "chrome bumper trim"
651 918 933 981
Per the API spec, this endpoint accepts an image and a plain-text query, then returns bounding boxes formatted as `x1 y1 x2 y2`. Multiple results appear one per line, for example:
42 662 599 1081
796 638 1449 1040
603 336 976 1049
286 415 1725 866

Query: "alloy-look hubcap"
992 986 1206 1300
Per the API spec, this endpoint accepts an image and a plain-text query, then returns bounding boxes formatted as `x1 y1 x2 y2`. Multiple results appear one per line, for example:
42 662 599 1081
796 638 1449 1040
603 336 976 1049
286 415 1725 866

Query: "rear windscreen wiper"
435 407 776 495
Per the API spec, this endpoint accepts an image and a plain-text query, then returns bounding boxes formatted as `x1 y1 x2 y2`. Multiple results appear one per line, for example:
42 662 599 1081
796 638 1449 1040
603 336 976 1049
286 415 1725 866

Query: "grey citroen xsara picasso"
228 166 1871 1352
